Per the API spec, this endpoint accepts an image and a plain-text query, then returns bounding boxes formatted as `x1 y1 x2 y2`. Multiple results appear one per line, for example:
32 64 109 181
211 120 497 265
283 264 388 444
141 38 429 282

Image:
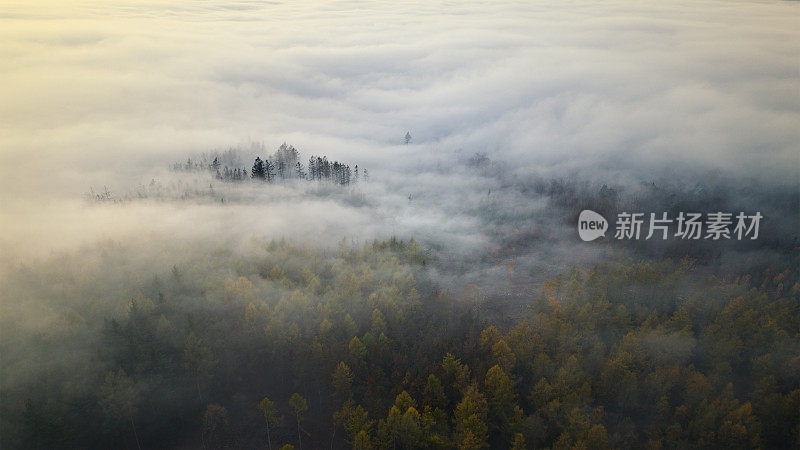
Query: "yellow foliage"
224 276 254 302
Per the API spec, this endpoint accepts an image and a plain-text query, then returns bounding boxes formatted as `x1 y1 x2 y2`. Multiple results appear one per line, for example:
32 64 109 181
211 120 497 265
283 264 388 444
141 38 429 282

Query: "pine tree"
252 157 266 181
277 160 285 180
308 156 317 180
265 159 275 182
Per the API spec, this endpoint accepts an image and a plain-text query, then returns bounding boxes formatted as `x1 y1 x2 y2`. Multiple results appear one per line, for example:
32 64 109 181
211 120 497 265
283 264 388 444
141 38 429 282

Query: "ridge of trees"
173 143 368 186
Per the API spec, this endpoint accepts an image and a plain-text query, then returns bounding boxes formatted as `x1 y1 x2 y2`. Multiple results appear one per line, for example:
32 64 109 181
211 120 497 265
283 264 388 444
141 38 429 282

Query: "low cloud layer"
1 0 798 263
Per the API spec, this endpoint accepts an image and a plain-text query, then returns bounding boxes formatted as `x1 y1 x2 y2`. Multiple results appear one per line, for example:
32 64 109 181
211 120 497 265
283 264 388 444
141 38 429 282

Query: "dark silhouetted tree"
100 369 141 450
252 157 266 181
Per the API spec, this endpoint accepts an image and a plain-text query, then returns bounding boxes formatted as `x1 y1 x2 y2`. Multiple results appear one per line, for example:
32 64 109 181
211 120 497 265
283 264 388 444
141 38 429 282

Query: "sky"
0 0 798 262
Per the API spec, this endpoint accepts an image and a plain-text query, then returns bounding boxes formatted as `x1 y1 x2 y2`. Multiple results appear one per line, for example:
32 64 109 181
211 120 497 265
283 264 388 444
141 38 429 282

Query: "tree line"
174 143 368 185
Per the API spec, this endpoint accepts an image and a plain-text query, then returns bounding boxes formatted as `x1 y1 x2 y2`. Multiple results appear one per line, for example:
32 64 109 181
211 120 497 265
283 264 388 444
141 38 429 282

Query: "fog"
2 0 799 266
2 2 800 448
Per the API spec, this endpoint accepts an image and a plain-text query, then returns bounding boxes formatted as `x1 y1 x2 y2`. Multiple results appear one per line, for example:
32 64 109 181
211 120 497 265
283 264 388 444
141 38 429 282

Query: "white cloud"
1 0 798 262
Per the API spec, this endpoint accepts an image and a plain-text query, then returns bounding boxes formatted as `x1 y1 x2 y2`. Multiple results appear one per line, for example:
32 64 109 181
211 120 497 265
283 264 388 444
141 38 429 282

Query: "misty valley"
2 1 799 449
1 143 798 450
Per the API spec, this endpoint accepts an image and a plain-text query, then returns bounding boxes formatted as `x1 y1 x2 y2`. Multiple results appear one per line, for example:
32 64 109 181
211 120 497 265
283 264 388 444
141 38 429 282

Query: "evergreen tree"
295 161 306 179
265 159 275 182
252 157 266 181
308 156 317 180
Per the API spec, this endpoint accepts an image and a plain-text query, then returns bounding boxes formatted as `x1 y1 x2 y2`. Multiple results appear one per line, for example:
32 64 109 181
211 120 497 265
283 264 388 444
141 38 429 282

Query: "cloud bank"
1 0 798 262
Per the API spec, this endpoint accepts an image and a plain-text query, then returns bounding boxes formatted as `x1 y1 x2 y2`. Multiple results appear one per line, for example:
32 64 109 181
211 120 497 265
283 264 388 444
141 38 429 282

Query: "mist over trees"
1 233 797 449
3 0 799 447
4 145 800 449
171 143 365 186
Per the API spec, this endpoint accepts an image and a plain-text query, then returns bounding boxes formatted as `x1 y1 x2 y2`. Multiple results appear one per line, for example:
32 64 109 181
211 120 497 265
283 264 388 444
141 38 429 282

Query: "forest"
5 144 800 449
4 0 799 448
1 199 798 449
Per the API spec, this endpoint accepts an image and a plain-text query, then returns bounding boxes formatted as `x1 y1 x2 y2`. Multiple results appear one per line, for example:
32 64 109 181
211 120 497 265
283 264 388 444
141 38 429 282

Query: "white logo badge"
578 210 608 241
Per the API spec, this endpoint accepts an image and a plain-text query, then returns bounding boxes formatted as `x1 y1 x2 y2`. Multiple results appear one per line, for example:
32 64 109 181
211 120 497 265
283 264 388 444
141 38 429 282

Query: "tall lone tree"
404 131 412 145
289 393 308 450
258 396 282 450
